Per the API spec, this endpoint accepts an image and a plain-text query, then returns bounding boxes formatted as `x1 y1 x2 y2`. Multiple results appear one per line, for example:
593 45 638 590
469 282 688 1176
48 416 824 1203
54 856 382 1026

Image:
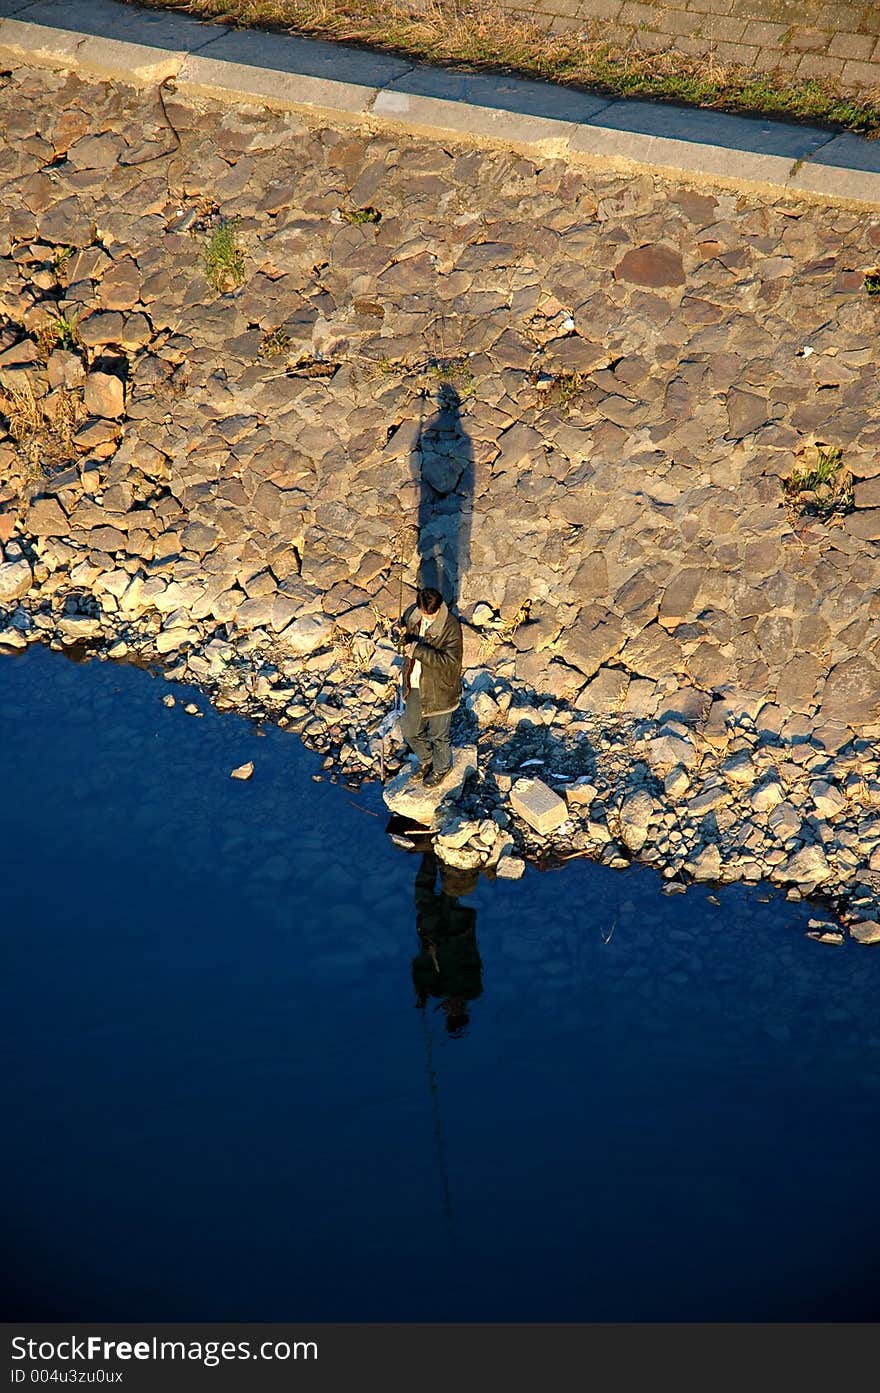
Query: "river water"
2 645 878 1321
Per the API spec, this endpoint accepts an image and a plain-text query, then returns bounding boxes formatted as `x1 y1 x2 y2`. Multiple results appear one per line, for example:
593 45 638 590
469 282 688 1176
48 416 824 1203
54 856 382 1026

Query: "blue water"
2 645 879 1321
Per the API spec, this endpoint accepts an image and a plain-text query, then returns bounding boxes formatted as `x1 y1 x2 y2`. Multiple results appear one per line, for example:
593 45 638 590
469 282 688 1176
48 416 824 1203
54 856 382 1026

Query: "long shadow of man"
410 383 474 606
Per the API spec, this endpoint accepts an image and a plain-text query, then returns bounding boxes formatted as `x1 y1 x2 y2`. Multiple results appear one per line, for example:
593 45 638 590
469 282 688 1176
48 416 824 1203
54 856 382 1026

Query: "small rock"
231 762 254 780
84 371 125 419
850 920 880 945
783 845 831 887
721 750 754 784
751 781 784 813
647 733 696 773
496 856 525 880
618 788 655 853
664 766 689 799
509 777 568 835
809 780 846 820
690 843 721 881
184 703 203 717
163 694 176 707
0 559 32 602
565 779 597 808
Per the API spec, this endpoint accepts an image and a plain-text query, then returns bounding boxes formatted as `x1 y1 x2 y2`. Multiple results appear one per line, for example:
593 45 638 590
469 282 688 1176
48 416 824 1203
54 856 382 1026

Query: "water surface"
2 645 878 1321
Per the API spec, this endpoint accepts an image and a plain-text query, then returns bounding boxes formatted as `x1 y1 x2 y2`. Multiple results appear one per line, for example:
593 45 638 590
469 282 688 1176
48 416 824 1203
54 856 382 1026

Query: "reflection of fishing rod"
419 999 458 1257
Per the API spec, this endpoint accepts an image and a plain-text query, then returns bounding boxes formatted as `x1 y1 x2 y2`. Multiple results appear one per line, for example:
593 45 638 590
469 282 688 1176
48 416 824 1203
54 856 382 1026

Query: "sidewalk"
501 0 880 97
0 0 879 203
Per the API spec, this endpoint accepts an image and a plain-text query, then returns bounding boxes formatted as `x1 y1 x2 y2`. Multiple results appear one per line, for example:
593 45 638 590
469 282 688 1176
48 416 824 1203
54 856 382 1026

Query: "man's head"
417 586 443 616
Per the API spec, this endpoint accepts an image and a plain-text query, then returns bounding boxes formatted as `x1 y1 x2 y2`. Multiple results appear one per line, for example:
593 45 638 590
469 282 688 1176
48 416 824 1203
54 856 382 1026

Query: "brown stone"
79 313 125 348
844 510 880 542
84 371 124 419
776 653 823 713
556 612 625 679
27 496 68 536
613 245 685 288
99 257 142 311
854 478 880 509
726 389 769 440
820 655 880 726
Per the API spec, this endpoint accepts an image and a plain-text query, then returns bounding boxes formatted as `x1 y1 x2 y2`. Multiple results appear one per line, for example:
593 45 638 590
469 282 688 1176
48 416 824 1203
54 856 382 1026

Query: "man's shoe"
423 767 449 788
416 762 433 782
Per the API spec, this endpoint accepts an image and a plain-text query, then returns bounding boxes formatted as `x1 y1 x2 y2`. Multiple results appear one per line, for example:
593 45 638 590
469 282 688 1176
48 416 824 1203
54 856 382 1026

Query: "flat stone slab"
383 744 477 828
509 777 568 836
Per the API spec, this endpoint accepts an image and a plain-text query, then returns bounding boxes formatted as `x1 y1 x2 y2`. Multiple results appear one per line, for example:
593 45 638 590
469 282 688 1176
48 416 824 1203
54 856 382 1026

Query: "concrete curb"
1 0 879 206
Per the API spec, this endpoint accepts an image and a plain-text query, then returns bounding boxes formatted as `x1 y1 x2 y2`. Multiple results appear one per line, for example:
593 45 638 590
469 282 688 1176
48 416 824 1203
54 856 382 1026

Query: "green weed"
36 310 81 357
783 445 853 519
203 217 246 293
340 205 382 225
259 326 292 358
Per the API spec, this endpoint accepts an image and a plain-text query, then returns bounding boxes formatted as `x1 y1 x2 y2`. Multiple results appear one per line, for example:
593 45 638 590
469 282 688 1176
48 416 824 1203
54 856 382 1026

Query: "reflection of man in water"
412 850 482 1037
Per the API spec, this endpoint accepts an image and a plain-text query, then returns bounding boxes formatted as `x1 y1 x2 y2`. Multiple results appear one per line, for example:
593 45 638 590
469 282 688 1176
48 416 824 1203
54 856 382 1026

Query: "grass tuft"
36 310 81 357
259 326 292 358
204 217 246 293
340 205 382 225
865 267 880 295
782 444 853 520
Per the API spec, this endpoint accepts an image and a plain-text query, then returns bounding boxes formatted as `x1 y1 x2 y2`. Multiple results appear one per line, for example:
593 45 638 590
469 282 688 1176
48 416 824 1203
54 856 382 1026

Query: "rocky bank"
1 64 880 937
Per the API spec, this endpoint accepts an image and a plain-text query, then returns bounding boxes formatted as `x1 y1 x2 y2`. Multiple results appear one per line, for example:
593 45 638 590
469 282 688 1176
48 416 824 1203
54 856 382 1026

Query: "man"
392 585 463 788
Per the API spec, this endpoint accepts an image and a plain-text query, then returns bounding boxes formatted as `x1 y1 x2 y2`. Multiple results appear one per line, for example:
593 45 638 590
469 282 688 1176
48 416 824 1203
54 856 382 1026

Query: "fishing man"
391 586 463 788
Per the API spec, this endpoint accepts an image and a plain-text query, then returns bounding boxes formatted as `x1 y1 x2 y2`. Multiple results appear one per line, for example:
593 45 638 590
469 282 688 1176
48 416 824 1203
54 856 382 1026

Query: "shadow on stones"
410 382 473 606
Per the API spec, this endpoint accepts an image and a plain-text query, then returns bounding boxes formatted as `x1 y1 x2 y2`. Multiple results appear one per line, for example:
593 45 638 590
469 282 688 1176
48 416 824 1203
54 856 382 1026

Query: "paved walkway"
502 0 880 95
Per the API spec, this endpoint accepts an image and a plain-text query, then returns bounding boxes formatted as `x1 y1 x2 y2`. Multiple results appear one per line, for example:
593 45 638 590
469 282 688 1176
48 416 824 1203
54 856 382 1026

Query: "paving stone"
509 777 568 835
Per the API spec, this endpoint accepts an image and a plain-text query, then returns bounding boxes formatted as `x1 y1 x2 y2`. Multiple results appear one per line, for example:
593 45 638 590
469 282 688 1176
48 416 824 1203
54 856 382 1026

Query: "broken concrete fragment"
509 777 568 836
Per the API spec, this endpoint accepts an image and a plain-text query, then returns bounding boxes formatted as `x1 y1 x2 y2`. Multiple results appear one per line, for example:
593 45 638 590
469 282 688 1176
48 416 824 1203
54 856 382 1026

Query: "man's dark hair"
417 586 443 614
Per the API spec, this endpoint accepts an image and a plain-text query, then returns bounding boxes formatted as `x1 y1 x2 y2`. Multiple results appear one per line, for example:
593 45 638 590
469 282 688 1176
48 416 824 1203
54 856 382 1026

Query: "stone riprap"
1 64 880 937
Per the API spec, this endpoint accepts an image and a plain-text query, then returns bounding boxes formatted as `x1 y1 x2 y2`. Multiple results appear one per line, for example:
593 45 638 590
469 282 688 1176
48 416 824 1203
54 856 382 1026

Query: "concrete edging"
0 0 879 206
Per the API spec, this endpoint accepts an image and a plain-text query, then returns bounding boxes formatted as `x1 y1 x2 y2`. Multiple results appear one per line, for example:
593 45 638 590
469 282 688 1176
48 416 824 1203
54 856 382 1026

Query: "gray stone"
278 613 334 655
383 745 477 827
783 845 832 887
619 789 656 853
0 558 32 601
509 776 568 835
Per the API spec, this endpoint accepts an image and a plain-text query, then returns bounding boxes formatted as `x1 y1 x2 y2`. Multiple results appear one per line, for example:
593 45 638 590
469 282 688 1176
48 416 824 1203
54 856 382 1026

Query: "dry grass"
782 443 853 520
478 596 531 663
0 378 84 479
138 0 880 133
35 310 81 359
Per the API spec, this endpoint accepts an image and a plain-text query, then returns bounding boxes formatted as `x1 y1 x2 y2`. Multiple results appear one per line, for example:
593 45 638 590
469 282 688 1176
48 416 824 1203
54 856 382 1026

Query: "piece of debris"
231 761 254 780
509 777 568 835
